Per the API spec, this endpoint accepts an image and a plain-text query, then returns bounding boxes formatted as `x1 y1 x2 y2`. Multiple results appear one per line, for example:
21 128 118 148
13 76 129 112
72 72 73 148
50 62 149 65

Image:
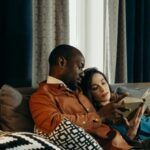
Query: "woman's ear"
58 56 67 68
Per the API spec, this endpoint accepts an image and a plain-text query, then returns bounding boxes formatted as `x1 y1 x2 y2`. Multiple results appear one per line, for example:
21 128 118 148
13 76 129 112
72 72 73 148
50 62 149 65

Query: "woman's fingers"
135 104 145 118
141 104 146 114
114 109 124 116
123 117 130 126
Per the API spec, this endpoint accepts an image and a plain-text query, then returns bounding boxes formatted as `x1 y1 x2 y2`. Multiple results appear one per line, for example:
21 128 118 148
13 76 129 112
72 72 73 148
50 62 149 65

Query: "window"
69 0 104 71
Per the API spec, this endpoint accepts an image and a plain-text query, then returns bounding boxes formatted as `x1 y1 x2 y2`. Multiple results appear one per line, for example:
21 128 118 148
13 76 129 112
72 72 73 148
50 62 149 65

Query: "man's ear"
58 56 67 68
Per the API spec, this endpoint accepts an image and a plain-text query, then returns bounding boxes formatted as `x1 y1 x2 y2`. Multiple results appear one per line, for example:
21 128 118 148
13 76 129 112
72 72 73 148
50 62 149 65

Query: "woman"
80 67 150 142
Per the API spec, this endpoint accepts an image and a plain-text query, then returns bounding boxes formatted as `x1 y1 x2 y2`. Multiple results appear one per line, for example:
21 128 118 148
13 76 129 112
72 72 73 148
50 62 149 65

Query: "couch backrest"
111 82 150 98
0 84 36 132
0 83 149 133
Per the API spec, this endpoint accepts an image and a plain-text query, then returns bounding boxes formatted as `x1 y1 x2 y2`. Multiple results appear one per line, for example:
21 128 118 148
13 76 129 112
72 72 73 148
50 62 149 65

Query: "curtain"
32 0 69 87
0 0 32 87
126 0 150 82
104 0 127 84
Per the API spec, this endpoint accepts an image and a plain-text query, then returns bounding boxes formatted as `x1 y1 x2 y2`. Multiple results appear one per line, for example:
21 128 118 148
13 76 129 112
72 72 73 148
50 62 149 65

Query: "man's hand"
98 102 128 121
97 92 128 122
111 92 129 103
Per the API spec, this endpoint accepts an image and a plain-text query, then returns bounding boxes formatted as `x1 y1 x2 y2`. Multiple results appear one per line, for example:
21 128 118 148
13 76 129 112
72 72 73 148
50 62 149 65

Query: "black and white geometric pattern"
35 119 103 150
0 131 60 150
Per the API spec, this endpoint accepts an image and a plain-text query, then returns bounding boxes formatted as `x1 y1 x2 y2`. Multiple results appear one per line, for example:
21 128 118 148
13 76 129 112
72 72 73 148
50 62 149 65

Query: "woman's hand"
124 104 146 139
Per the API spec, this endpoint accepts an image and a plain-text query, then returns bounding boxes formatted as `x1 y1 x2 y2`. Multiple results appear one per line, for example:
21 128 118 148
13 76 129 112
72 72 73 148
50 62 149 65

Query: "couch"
0 83 150 149
0 84 103 149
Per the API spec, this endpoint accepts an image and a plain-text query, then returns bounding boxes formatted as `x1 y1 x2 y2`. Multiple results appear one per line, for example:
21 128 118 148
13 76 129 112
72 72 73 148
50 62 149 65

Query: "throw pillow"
0 84 34 132
0 131 60 150
35 118 103 150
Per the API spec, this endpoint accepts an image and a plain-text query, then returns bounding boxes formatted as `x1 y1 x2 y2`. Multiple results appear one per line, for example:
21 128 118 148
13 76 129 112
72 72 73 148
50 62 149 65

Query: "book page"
120 97 144 118
120 88 150 118
141 89 150 108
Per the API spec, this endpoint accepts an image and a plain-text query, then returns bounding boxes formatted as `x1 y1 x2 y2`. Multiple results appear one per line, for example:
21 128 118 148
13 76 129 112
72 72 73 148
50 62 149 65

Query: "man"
30 44 131 149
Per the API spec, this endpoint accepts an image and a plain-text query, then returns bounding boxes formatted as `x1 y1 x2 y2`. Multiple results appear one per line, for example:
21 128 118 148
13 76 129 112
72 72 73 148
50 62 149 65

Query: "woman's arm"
125 104 145 140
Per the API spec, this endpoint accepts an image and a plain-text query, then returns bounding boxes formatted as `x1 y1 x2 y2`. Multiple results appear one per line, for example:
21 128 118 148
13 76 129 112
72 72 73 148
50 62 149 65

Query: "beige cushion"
0 84 34 132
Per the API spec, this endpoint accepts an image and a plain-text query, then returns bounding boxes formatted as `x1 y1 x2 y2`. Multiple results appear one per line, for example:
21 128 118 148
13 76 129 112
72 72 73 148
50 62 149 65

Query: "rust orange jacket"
30 83 101 133
29 82 131 150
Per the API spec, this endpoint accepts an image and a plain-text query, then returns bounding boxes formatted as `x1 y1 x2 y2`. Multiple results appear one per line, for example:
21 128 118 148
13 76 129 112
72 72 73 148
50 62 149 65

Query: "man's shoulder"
30 83 60 104
32 82 68 97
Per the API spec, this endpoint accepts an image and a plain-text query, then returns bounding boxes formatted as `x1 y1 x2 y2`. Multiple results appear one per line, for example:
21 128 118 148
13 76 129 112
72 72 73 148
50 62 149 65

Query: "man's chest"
53 93 93 114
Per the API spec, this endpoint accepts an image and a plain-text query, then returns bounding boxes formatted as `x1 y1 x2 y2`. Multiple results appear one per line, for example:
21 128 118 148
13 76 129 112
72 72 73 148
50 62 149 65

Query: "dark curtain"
115 0 127 83
0 0 32 87
126 0 150 82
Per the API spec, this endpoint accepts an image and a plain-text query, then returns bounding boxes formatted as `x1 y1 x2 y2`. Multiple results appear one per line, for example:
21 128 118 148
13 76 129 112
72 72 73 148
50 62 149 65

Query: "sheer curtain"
104 0 127 84
69 0 104 71
32 0 69 87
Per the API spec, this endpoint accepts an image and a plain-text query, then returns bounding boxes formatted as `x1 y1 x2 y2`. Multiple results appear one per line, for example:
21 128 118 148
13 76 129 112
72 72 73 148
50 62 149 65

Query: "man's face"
63 54 85 90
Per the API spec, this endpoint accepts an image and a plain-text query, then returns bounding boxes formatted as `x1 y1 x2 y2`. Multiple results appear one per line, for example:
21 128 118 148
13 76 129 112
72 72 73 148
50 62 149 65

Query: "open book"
120 89 150 118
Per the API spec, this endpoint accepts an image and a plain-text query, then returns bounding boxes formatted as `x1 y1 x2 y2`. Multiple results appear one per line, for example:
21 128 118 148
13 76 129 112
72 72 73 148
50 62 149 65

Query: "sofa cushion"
35 118 103 150
112 86 149 98
0 84 35 132
0 131 60 150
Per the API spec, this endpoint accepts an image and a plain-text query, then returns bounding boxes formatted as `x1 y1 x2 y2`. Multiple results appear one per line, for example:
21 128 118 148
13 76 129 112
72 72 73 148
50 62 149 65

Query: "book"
120 97 144 118
120 89 150 118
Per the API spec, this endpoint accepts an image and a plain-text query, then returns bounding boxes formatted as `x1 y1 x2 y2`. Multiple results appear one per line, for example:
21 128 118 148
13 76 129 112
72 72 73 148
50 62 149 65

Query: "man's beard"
67 83 77 91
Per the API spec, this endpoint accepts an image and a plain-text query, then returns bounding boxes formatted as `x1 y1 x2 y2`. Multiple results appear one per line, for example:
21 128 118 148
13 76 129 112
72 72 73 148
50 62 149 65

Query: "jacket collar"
47 76 74 92
47 76 65 85
39 81 82 96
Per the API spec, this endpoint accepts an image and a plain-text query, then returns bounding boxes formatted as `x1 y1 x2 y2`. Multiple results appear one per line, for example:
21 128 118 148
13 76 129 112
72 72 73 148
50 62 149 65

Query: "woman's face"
90 73 111 105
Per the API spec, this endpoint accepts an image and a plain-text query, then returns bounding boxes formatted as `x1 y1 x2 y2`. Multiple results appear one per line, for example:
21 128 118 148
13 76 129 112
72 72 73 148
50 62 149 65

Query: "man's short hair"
48 44 81 66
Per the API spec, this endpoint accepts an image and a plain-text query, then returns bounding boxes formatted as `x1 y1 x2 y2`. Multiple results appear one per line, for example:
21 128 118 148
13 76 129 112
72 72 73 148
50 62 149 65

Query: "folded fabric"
138 116 150 141
35 118 103 150
0 131 60 150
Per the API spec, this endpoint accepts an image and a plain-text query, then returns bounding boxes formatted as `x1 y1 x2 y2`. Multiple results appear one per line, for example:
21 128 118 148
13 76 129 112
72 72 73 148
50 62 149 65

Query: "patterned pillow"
0 131 60 150
35 118 103 150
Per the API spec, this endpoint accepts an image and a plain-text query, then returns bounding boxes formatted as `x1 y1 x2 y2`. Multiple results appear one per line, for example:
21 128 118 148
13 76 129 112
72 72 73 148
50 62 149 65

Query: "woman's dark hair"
80 67 111 110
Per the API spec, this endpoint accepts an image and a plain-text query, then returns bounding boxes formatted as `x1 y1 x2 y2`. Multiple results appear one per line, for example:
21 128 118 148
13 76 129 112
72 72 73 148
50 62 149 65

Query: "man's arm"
97 93 128 122
30 92 101 134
